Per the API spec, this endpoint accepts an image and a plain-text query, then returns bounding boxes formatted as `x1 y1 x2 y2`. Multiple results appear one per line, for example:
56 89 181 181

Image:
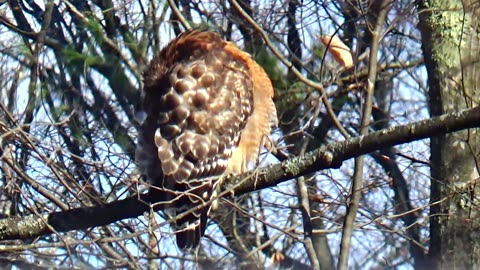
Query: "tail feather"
176 222 199 249
175 210 208 249
174 180 212 250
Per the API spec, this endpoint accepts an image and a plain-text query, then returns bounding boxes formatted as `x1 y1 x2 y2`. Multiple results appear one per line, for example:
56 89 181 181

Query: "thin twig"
62 0 142 81
337 1 391 269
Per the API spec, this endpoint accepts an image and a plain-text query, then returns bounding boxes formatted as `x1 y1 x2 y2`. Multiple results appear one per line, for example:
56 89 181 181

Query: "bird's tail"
174 179 214 250
175 207 208 249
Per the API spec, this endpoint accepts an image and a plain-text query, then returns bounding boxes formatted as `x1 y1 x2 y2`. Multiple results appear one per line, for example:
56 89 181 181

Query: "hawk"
136 30 277 249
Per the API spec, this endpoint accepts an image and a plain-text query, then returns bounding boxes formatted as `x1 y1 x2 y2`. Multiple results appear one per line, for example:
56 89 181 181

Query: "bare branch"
0 106 478 241
338 1 391 269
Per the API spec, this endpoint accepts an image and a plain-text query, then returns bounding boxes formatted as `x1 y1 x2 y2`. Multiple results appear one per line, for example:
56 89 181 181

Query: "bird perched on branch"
136 30 277 249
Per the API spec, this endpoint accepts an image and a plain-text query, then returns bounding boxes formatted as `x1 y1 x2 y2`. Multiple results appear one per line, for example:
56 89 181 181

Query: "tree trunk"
418 1 480 269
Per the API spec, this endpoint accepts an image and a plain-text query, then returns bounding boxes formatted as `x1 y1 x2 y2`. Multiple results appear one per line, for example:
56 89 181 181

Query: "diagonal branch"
0 106 479 241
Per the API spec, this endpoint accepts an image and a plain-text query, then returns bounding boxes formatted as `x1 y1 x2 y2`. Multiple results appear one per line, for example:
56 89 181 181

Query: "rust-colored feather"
224 42 277 174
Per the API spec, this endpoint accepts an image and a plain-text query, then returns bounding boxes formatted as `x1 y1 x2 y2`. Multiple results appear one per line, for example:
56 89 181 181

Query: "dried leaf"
320 35 354 69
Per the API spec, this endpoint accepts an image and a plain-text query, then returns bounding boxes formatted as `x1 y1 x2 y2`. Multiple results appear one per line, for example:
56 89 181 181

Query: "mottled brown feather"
136 30 277 250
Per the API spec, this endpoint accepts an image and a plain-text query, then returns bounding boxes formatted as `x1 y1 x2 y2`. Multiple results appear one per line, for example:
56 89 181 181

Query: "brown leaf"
320 35 354 69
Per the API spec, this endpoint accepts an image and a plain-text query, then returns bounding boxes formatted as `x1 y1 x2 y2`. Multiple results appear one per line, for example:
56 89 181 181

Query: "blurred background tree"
0 0 478 269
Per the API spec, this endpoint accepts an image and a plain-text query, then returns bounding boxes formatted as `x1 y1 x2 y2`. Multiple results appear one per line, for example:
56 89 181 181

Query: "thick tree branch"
0 106 479 241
